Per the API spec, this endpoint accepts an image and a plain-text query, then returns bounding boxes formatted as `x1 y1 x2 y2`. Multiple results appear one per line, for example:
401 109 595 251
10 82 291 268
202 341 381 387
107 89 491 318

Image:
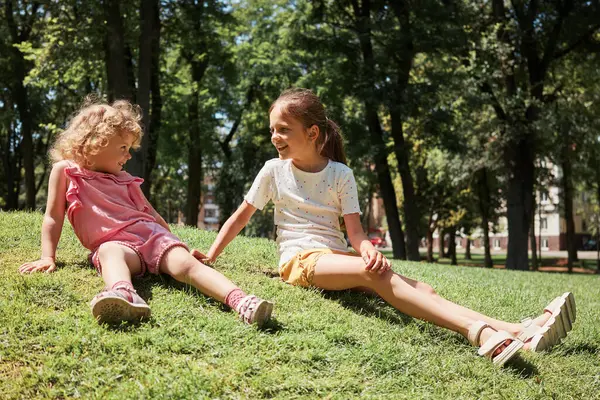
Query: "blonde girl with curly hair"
19 98 273 326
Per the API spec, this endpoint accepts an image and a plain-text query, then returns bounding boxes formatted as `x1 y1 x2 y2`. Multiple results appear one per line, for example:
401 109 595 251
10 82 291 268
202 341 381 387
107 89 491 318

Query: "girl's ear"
308 125 320 142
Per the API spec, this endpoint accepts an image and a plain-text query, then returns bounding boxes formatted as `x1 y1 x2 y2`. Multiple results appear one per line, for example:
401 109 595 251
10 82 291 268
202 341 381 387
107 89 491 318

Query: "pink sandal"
90 285 151 323
235 295 274 328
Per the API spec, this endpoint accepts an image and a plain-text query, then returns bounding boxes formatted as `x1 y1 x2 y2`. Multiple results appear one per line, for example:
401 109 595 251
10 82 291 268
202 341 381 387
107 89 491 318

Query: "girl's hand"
361 249 391 274
18 257 57 274
190 249 215 266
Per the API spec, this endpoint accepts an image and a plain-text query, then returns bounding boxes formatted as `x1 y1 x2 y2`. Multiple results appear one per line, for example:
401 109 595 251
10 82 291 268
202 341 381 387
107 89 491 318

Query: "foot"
235 295 274 328
514 292 576 351
479 327 512 357
467 320 524 366
90 286 151 323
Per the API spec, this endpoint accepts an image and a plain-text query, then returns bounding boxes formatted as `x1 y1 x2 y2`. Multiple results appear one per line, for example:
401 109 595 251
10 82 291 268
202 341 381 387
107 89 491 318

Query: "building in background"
197 176 220 231
434 163 594 252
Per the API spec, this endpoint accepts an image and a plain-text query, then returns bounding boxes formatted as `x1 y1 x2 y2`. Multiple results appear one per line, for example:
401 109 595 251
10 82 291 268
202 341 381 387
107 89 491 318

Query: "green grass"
1 211 599 399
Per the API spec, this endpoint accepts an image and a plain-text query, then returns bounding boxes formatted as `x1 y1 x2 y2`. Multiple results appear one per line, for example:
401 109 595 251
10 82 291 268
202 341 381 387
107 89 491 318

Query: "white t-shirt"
244 158 362 266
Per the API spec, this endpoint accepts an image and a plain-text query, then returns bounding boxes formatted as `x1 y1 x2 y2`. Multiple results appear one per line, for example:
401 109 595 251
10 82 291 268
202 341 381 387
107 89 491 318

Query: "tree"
3 1 45 209
466 0 600 270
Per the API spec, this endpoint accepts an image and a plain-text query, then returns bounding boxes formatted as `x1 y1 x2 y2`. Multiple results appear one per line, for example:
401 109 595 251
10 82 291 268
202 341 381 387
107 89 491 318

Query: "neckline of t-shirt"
290 159 331 175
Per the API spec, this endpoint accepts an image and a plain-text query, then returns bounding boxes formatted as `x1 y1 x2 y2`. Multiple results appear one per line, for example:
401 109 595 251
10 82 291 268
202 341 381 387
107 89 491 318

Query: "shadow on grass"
99 318 149 332
559 342 599 356
132 274 283 332
504 356 538 377
321 289 414 327
261 317 285 334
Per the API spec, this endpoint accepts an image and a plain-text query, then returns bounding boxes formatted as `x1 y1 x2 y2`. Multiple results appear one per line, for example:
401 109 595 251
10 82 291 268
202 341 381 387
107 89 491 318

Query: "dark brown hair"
270 88 347 165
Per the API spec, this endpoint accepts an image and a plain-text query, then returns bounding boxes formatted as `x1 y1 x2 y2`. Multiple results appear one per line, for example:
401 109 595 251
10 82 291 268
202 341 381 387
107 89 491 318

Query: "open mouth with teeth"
275 145 288 152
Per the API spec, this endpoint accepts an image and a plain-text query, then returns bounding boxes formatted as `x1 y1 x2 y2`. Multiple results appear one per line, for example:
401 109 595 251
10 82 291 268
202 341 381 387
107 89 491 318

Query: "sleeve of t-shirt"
244 162 274 210
338 168 362 215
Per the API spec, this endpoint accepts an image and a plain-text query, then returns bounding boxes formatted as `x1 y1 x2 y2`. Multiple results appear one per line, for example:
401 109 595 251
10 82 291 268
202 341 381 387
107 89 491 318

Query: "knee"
171 258 197 280
98 242 125 259
361 269 395 288
416 282 437 296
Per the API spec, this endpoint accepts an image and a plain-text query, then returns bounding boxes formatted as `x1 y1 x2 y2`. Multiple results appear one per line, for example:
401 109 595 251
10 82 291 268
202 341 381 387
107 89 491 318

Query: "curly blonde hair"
50 96 143 167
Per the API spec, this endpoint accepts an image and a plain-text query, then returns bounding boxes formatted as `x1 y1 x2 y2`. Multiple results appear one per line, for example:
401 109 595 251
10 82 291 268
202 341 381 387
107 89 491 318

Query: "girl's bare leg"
312 254 518 350
97 242 142 288
397 275 550 335
159 246 237 302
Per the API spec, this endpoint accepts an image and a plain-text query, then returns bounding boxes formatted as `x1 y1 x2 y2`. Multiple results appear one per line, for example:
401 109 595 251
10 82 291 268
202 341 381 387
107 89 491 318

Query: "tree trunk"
387 1 420 261
530 201 538 271
448 228 457 265
2 131 21 210
442 229 449 258
465 238 471 260
426 228 434 262
143 16 162 197
505 138 535 270
537 198 543 266
142 17 162 198
561 134 577 272
185 86 202 227
183 33 209 227
128 0 154 179
438 228 445 259
596 156 600 274
352 0 405 259
369 107 406 259
103 0 133 101
390 112 420 261
477 168 493 268
130 0 161 197
5 1 37 209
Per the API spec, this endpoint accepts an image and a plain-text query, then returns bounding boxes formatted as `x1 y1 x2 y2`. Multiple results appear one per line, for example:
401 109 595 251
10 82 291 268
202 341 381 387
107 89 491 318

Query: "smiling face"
269 102 319 161
87 132 134 174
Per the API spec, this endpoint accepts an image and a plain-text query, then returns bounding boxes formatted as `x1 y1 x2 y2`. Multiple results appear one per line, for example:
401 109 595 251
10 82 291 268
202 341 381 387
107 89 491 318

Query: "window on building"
205 209 216 219
582 220 587 232
542 238 549 249
541 192 548 202
541 218 548 229
493 239 500 249
205 197 213 204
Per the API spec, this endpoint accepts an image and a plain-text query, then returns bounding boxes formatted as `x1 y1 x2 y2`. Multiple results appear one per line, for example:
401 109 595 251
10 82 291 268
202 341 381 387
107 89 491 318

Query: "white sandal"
525 292 576 351
468 321 524 366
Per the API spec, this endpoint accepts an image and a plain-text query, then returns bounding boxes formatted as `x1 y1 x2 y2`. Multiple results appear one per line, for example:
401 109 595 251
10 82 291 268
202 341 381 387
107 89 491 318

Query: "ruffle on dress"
64 163 150 221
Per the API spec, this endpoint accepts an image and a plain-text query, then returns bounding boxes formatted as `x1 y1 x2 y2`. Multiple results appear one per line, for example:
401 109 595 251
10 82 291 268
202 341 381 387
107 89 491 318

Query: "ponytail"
318 118 347 165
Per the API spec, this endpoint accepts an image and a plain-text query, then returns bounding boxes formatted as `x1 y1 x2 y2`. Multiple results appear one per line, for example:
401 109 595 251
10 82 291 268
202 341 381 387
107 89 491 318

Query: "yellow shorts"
279 248 359 287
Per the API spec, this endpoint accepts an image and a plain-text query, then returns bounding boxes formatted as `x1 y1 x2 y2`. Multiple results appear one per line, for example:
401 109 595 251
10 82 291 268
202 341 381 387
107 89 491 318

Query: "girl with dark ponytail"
198 88 570 366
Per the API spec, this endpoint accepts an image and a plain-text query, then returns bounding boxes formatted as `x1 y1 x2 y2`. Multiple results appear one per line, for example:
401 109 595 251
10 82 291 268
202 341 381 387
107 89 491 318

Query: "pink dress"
64 162 187 275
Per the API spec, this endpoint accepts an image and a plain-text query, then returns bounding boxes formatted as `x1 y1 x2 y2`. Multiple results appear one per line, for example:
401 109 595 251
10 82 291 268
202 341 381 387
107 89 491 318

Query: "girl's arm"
141 193 171 232
19 161 69 274
344 212 391 274
203 200 257 263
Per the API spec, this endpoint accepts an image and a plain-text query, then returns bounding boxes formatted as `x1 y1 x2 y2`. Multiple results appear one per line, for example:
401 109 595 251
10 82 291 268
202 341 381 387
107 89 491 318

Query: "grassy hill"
1 211 599 399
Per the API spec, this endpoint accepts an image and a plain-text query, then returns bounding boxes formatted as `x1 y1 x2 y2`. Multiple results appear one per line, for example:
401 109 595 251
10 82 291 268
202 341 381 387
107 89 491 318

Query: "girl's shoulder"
51 159 74 174
327 160 354 176
263 158 286 167
260 158 288 174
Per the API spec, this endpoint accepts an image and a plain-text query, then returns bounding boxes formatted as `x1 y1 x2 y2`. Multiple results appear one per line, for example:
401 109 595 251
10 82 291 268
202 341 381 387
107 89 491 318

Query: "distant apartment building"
197 177 220 231
449 163 594 252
